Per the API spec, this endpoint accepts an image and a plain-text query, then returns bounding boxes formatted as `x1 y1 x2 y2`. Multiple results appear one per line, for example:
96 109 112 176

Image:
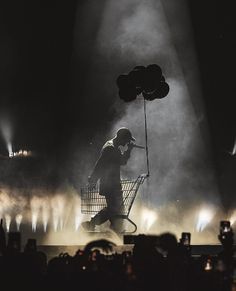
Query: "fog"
0 0 227 246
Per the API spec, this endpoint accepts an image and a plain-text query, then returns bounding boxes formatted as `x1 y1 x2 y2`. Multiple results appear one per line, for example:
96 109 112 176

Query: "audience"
0 219 235 291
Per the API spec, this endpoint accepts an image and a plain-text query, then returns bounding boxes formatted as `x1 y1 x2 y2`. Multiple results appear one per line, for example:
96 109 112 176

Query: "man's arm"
88 146 114 184
88 156 102 184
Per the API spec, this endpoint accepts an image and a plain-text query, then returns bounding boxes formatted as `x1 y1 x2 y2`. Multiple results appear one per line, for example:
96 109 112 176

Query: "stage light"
42 200 50 233
75 213 82 231
0 115 13 157
59 218 63 231
32 212 38 232
229 211 236 226
140 207 157 231
75 205 82 231
5 214 11 232
15 214 23 231
10 149 33 158
43 220 48 233
30 196 42 232
7 143 13 157
227 138 236 156
196 208 214 232
52 216 59 232
51 196 65 232
204 257 213 271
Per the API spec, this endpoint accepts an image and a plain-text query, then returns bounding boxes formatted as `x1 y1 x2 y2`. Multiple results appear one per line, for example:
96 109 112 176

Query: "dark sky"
0 0 235 203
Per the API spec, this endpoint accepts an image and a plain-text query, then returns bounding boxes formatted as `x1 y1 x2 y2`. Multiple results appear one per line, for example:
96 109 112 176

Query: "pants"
91 190 124 232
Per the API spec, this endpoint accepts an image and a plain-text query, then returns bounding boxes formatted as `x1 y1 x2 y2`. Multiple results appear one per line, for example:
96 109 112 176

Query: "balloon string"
144 98 150 177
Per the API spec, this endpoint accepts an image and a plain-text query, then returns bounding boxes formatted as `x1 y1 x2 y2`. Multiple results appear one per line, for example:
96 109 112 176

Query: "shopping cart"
80 173 147 233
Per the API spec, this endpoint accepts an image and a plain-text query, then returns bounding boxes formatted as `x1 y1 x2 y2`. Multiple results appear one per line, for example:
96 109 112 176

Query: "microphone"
132 143 145 149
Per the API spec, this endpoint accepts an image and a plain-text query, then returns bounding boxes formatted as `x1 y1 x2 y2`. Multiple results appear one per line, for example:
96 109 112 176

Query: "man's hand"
127 142 135 151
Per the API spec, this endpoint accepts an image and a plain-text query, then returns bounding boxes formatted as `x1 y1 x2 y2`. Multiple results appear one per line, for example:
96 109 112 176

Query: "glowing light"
140 207 157 231
0 116 13 157
10 149 32 158
229 211 236 226
59 218 63 231
73 196 82 231
196 208 214 232
232 140 236 155
42 200 50 232
30 196 41 232
75 213 82 231
5 214 11 232
204 258 213 271
51 196 65 232
15 214 23 231
7 143 13 157
228 138 236 156
43 219 48 232
52 215 64 232
53 216 59 232
32 212 38 232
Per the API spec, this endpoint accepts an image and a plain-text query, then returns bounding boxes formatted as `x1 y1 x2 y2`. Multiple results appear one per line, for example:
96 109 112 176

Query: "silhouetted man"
81 127 135 232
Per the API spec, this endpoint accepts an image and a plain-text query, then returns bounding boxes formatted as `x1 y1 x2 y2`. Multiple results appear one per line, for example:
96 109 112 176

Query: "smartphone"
204 257 213 271
220 220 231 234
181 232 191 246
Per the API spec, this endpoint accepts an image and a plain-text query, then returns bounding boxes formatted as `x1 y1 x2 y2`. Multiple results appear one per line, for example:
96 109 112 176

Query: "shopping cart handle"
140 173 149 179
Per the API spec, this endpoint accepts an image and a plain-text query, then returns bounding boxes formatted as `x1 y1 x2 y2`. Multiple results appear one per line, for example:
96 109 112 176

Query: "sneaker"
81 221 95 231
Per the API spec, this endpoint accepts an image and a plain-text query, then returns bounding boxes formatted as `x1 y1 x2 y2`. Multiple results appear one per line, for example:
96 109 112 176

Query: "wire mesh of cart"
80 173 147 233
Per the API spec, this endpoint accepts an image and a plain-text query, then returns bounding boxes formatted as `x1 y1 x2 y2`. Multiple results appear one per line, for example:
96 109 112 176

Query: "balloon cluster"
116 64 169 102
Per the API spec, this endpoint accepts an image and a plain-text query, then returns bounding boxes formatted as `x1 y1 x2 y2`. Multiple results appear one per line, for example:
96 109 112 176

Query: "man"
81 127 135 232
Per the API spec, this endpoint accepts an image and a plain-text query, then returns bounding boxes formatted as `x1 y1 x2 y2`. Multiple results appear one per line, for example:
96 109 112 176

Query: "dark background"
188 0 236 209
0 0 235 207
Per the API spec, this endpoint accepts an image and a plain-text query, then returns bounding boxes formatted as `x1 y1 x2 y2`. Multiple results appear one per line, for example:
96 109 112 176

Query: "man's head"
115 127 135 146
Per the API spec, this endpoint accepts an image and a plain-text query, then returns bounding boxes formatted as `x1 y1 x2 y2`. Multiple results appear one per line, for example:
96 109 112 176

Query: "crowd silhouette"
0 218 235 291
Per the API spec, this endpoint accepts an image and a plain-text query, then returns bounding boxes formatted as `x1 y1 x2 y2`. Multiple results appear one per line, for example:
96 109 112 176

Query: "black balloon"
116 74 129 89
146 64 162 76
129 66 146 88
119 87 137 102
133 65 146 70
143 64 163 93
159 82 170 98
142 90 157 101
117 63 169 102
160 75 165 82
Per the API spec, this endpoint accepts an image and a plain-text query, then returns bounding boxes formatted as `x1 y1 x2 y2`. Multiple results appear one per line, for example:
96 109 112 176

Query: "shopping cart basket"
81 173 147 233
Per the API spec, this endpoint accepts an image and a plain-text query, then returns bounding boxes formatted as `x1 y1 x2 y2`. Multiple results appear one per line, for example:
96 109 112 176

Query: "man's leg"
91 208 109 225
106 191 124 232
